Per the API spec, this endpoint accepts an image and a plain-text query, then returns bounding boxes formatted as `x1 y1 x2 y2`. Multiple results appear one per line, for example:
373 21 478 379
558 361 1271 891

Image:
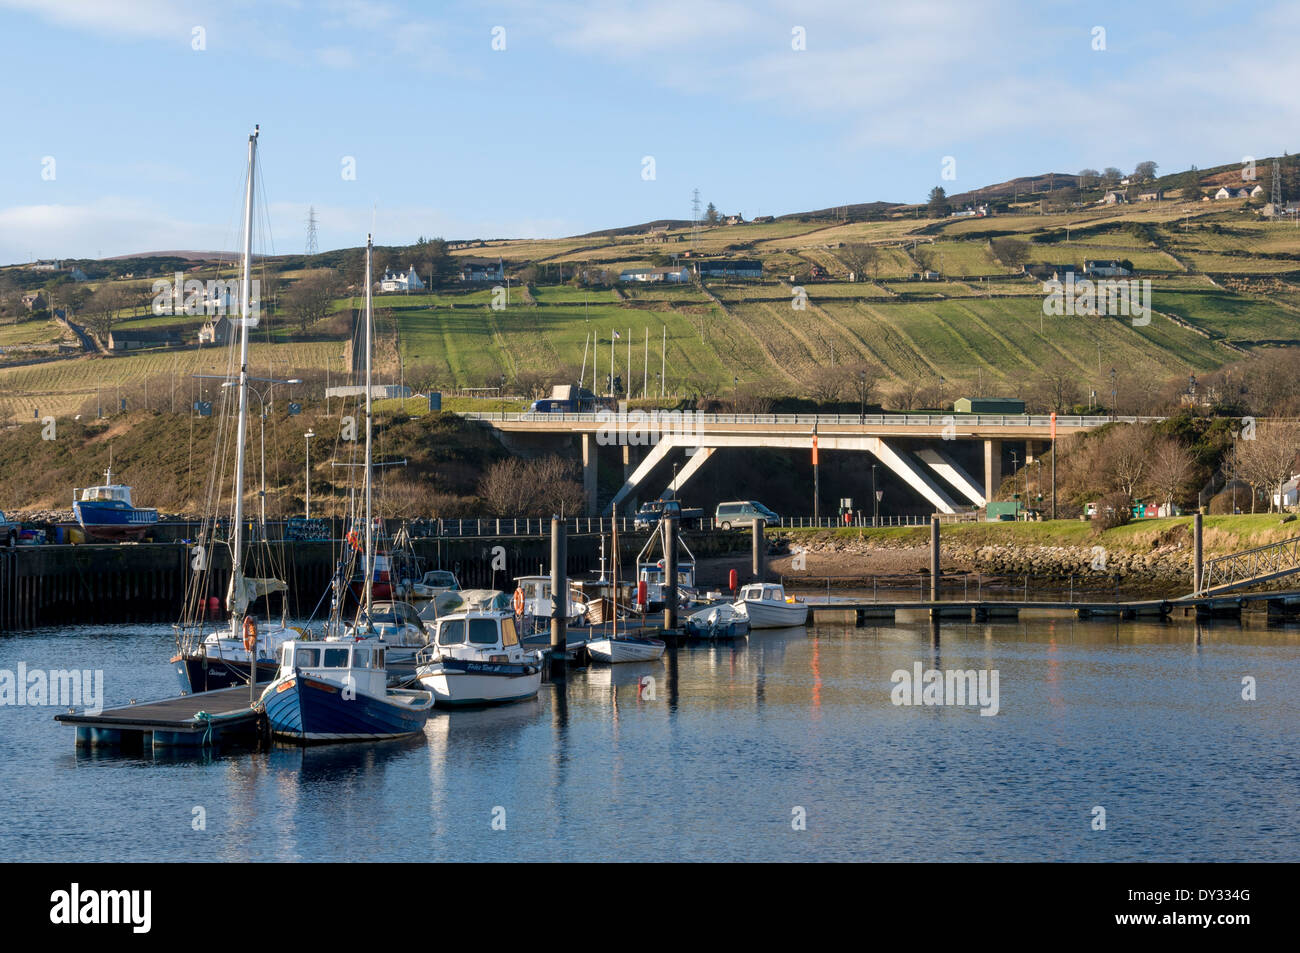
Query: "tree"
806 364 852 404
1181 169 1202 200
1030 360 1081 413
704 202 719 225
512 369 549 400
1147 437 1198 509
1102 167 1123 188
477 455 585 516
990 237 1030 270
1134 161 1159 183
1078 168 1100 190
1233 421 1300 512
283 271 340 333
1106 423 1154 501
83 283 131 340
927 187 950 218
845 361 882 410
838 243 880 281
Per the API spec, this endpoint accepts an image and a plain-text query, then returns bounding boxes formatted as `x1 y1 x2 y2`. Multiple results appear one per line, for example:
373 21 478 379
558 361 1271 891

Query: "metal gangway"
1199 534 1300 595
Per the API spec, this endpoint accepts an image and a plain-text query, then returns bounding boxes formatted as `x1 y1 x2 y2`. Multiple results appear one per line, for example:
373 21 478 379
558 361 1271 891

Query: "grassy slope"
3 197 1300 416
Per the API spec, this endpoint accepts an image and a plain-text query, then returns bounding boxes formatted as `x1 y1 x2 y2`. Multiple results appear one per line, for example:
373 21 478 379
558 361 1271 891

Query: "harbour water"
1 617 1296 862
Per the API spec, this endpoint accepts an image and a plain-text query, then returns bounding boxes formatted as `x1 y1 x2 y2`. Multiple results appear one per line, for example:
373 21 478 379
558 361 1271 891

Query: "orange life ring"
242 616 258 652
512 587 526 615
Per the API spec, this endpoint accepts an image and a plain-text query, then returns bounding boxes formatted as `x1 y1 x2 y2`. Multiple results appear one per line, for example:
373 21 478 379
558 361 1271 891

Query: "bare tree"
806 364 852 404
990 237 1030 271
838 243 880 282
512 369 549 400
1106 423 1153 501
845 361 882 411
1147 437 1198 509
1233 421 1300 512
83 283 131 340
284 271 340 333
477 456 584 516
1031 360 1081 413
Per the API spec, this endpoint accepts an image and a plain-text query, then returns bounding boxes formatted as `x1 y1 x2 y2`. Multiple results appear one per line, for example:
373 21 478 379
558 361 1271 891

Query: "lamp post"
871 464 879 526
304 429 315 519
1109 367 1117 421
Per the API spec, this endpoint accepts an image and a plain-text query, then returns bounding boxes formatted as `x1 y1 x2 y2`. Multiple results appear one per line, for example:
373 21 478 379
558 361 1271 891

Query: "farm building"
198 315 233 345
457 259 504 283
1085 259 1131 277
953 397 1026 414
695 259 762 278
619 266 689 283
107 328 183 351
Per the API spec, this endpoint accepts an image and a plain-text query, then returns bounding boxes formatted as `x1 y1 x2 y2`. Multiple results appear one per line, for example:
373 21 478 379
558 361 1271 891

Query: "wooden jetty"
54 686 262 750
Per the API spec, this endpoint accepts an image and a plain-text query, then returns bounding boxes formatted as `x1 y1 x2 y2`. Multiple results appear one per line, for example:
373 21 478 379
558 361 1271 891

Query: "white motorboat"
586 632 666 663
734 582 808 628
514 575 588 625
416 608 544 707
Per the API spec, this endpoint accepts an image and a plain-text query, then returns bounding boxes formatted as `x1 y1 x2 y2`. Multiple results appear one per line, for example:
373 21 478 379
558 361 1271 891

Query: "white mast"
230 125 258 628
363 235 375 620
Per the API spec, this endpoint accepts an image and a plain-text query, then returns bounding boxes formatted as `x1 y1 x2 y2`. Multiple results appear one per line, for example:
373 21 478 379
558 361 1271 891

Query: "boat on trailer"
73 466 158 541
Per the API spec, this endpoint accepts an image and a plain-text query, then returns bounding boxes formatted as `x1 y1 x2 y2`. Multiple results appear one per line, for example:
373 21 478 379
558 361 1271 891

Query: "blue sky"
1 0 1297 262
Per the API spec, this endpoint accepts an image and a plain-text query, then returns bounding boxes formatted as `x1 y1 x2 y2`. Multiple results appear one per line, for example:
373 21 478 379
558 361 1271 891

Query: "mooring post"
930 516 940 602
663 515 679 630
751 517 765 581
550 515 566 669
1193 511 1203 596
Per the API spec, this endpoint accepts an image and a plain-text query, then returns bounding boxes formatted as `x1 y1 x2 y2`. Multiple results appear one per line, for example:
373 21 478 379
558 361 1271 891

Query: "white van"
715 501 779 530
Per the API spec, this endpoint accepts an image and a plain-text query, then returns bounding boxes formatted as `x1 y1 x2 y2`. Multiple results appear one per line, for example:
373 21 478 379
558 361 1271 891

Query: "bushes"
1091 491 1132 530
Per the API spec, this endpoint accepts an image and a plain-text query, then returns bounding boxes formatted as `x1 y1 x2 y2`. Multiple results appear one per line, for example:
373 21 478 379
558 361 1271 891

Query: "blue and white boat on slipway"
73 466 158 541
260 638 434 743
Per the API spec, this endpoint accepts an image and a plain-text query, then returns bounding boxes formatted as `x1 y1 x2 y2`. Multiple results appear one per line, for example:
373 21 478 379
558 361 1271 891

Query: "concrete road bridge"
461 410 1160 516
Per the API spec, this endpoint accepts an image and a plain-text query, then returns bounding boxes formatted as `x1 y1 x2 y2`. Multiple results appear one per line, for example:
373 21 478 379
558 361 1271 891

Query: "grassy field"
4 197 1300 419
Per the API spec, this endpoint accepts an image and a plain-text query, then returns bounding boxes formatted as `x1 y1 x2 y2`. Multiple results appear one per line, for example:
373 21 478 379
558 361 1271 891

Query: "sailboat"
171 126 300 694
586 519 665 664
261 234 433 742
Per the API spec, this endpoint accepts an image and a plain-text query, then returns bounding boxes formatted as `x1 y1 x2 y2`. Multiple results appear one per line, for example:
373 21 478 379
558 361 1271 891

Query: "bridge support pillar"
983 439 1003 502
582 433 598 516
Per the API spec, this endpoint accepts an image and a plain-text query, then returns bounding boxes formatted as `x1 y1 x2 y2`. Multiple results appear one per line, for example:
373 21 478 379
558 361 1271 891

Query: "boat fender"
242 617 258 652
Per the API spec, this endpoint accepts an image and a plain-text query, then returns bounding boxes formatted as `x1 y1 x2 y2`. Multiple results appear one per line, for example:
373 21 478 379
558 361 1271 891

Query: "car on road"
715 501 779 530
634 499 704 530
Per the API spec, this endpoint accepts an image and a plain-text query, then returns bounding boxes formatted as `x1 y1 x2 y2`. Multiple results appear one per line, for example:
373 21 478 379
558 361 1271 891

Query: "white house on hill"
379 265 425 293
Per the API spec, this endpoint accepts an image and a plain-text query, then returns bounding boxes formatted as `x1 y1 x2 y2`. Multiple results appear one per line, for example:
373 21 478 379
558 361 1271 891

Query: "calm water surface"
1 616 1296 862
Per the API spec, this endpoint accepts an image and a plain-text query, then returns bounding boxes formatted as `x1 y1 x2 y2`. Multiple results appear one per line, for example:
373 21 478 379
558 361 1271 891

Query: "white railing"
458 411 1161 428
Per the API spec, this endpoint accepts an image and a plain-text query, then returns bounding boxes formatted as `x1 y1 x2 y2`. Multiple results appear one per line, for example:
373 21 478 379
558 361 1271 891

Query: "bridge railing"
407 513 969 538
458 411 1161 428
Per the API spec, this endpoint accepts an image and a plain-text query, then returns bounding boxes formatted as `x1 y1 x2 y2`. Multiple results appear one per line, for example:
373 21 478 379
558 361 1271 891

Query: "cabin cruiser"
733 582 808 628
73 467 158 541
415 603 544 707
514 575 588 626
260 637 433 743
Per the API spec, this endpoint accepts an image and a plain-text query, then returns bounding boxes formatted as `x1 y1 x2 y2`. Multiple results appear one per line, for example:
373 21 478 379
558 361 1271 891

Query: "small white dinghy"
586 632 666 664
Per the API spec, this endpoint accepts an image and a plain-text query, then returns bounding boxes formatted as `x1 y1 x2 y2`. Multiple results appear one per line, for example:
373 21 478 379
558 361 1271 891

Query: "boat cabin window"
322 648 350 668
468 618 499 645
374 648 384 667
423 571 457 587
501 615 518 647
438 619 466 646
352 646 371 669
294 647 320 668
281 645 295 666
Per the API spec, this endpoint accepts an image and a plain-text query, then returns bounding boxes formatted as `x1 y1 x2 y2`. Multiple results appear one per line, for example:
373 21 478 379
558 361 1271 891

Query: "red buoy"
637 579 648 608
207 596 221 620
728 569 739 592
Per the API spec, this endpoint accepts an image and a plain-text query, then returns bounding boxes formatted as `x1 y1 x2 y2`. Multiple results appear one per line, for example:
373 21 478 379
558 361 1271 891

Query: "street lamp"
1109 367 1117 421
304 429 316 519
